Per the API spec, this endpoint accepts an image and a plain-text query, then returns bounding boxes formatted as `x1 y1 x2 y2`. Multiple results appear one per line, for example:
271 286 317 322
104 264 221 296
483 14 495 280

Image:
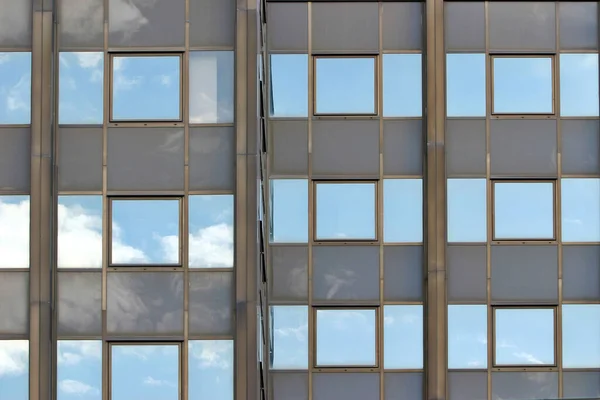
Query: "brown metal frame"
312 55 379 117
490 179 557 242
108 53 185 123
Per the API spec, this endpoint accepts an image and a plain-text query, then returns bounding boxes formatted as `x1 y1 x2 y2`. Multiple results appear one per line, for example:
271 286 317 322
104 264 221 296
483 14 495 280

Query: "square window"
110 344 179 400
314 57 376 115
315 182 377 241
316 308 377 367
493 181 555 241
270 54 309 117
494 307 555 367
109 198 181 266
492 56 554 115
110 54 182 122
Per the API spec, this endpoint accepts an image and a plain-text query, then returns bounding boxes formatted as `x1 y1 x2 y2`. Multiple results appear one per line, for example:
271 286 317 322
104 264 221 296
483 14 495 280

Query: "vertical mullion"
484 2 492 400
555 2 563 396
378 3 385 399
307 3 314 399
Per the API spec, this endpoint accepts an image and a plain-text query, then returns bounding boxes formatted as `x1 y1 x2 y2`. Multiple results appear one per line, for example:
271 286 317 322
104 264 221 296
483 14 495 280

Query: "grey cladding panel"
445 2 485 50
59 127 102 192
267 3 308 51
489 2 556 51
448 245 487 302
0 128 30 192
271 120 308 175
446 119 486 176
383 120 423 176
382 2 423 50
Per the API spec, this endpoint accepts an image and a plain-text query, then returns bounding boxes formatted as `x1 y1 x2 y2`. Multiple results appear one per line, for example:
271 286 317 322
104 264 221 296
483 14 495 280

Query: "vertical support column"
30 1 54 400
235 0 259 398
425 0 446 400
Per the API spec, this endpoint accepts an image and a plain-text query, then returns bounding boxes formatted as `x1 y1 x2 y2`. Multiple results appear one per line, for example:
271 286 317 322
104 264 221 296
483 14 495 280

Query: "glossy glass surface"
110 199 180 265
0 52 31 124
560 54 599 117
0 195 29 268
189 195 234 268
0 340 28 400
383 54 422 117
111 56 181 121
493 57 553 114
563 305 600 368
561 179 600 242
493 182 554 240
270 54 308 117
447 179 487 243
270 180 308 243
57 341 102 400
448 305 487 369
59 52 103 124
384 305 423 369
495 308 555 366
446 54 486 117
58 196 103 269
316 182 376 241
189 51 234 124
384 179 423 243
188 341 234 400
315 57 376 114
316 309 377 367
270 306 308 369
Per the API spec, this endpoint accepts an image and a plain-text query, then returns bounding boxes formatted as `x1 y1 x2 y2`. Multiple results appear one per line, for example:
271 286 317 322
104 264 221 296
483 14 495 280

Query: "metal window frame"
312 55 379 117
108 52 185 123
107 196 184 268
491 179 558 242
312 306 380 369
491 305 558 369
312 180 379 243
490 54 557 117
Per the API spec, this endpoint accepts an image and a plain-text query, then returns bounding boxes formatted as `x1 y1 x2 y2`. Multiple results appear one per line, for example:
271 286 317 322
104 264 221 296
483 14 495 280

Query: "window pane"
189 195 234 268
58 196 102 269
493 57 553 114
270 54 308 117
494 308 555 366
446 54 486 117
59 52 103 124
0 195 29 268
270 179 308 243
315 57 375 114
563 305 600 368
189 341 233 400
57 341 101 400
189 51 234 124
270 306 308 369
560 54 599 117
316 182 376 241
0 52 31 124
111 345 179 400
383 54 422 117
317 309 376 367
384 179 423 243
562 179 600 242
110 199 180 265
448 305 487 369
384 305 423 369
447 179 487 243
0 340 28 400
111 56 181 121
494 182 554 240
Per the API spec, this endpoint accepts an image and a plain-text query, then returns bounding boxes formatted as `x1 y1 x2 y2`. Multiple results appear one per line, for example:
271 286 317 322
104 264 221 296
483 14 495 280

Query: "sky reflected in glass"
57 341 101 400
188 340 234 400
270 179 308 243
383 54 422 117
58 196 103 269
384 179 423 243
384 305 423 369
270 306 308 369
270 54 308 117
446 53 486 117
189 195 234 268
447 179 487 243
561 178 600 242
59 52 103 124
0 195 29 268
0 52 31 124
0 340 28 400
189 51 234 124
560 54 599 117
562 305 600 368
448 305 487 369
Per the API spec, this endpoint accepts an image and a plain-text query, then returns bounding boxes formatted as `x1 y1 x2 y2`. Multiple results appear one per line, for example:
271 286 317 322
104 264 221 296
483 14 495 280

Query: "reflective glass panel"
563 305 600 368
383 54 422 117
58 196 102 269
560 54 599 117
384 179 423 243
447 179 487 242
59 52 103 124
189 195 234 268
57 341 102 400
446 53 486 117
189 51 234 124
448 305 487 369
189 341 234 400
0 52 31 124
0 340 28 400
270 180 308 243
493 57 553 114
316 182 376 241
384 305 423 369
270 306 308 369
0 195 29 268
562 179 600 242
317 309 377 367
315 57 376 115
270 54 308 117
110 199 180 265
495 308 555 366
111 344 179 400
494 182 555 240
111 55 181 121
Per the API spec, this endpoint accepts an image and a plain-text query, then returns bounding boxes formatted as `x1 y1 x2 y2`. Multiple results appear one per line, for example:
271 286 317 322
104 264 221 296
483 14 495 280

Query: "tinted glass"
0 52 31 124
383 54 422 117
270 306 308 369
560 54 599 117
315 57 375 114
111 56 181 121
447 179 487 243
270 54 308 117
189 51 234 124
58 196 103 269
0 195 30 268
446 54 486 117
562 179 600 242
493 57 553 114
189 195 234 268
562 305 600 368
448 305 487 369
384 179 423 243
384 305 423 369
0 340 28 400
270 180 308 243
57 341 102 400
188 341 234 400
59 52 103 124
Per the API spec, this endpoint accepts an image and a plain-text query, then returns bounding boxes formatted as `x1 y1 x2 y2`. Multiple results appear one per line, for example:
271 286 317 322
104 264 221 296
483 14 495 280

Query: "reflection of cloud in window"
189 340 233 370
58 341 102 366
108 0 156 40
0 199 29 268
143 376 175 387
189 52 234 124
59 0 103 41
0 341 28 377
59 379 100 395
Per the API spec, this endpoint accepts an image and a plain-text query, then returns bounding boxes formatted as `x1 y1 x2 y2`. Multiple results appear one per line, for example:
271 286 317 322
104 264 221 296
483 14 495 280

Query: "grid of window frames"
267 3 425 399
54 0 236 399
445 3 600 400
0 0 32 397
